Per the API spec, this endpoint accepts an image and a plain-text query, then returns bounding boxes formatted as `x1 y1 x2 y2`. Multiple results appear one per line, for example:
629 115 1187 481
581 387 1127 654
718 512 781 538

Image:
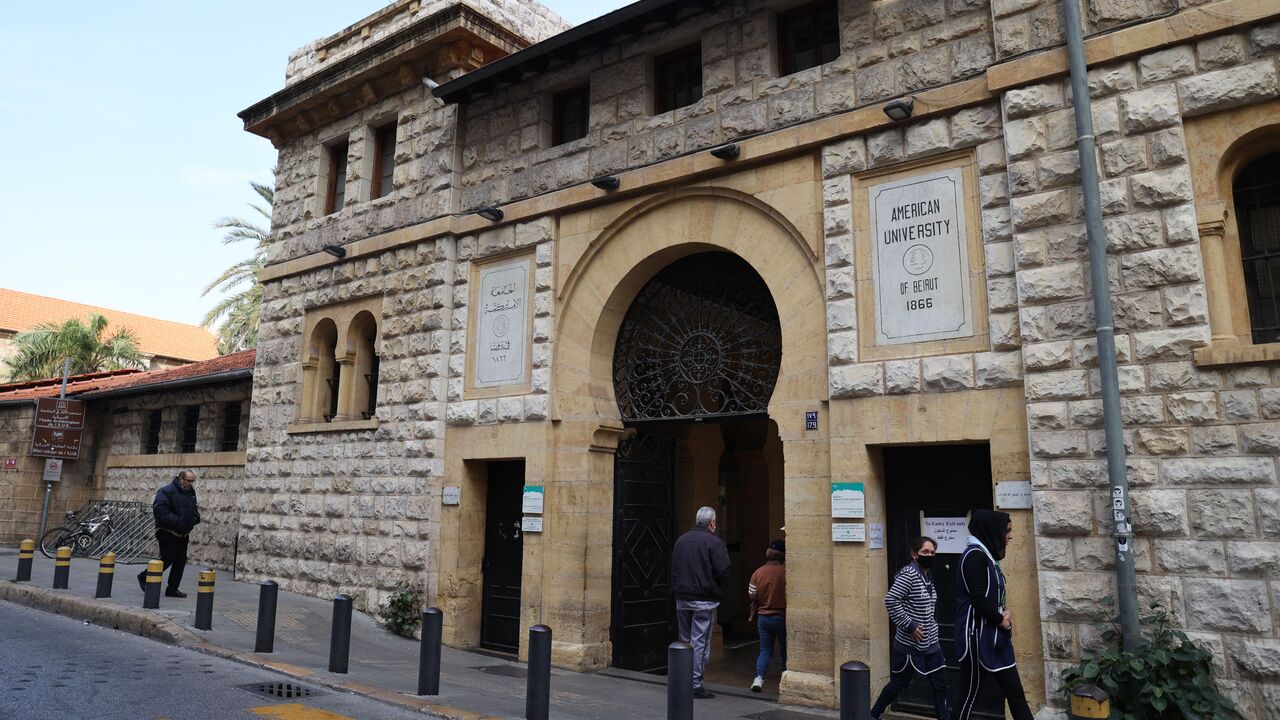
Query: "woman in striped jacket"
870 536 949 720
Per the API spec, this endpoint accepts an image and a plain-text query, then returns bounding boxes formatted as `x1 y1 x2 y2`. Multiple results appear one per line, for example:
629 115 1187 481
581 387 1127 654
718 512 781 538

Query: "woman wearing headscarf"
954 509 1033 720
870 536 948 720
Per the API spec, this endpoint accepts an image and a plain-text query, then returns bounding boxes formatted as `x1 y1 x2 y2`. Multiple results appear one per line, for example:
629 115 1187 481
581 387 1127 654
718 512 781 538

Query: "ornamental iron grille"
613 252 782 421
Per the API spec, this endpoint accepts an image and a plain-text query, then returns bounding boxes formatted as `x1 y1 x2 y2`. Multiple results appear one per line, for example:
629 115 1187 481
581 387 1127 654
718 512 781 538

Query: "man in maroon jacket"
670 506 731 699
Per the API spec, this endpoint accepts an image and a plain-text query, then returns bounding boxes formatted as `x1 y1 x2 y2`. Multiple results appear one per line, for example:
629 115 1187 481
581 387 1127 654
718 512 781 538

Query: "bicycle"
39 510 114 558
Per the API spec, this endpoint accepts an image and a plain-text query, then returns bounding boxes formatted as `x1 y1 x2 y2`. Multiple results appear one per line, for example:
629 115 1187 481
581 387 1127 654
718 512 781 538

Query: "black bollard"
329 594 353 673
95 552 116 599
666 642 693 720
526 624 552 720
52 546 71 589
16 539 34 582
255 580 278 653
194 569 215 630
143 559 163 609
417 607 443 696
839 661 870 720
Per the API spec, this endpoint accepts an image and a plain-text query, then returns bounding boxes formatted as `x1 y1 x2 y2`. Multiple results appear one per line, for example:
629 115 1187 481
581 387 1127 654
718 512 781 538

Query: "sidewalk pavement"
0 548 839 720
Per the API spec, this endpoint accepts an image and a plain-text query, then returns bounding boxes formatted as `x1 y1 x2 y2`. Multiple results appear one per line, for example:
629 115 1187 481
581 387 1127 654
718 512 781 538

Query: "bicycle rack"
62 499 157 564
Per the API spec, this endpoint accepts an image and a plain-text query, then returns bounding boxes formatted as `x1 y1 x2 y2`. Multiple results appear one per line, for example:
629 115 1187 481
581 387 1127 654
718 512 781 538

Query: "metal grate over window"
1234 154 1280 344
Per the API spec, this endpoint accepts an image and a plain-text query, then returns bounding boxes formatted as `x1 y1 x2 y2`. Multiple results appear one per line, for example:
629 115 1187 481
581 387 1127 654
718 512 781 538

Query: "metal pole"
95 551 116 598
255 580 279 653
526 624 552 720
839 661 870 720
1062 0 1140 653
37 483 53 545
329 594 353 673
143 559 163 609
417 607 443 695
666 642 693 720
52 546 71 589
16 539 34 581
195 569 215 630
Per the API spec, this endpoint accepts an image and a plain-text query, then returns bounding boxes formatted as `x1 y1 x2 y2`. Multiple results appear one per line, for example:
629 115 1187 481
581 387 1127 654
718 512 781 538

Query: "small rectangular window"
371 125 396 199
326 140 349 214
143 410 162 455
654 45 703 114
552 85 590 146
180 405 199 453
221 401 242 452
778 0 840 76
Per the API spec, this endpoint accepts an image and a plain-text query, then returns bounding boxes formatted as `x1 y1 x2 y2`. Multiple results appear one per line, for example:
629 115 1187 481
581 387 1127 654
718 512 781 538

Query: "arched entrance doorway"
609 252 786 691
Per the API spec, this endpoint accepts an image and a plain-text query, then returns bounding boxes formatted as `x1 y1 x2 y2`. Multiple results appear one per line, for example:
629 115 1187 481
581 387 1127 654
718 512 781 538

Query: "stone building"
0 351 253 570
237 0 1280 713
0 288 219 373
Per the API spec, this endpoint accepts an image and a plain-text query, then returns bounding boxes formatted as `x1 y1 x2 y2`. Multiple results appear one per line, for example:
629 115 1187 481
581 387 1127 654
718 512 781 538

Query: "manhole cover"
238 681 322 699
470 664 528 678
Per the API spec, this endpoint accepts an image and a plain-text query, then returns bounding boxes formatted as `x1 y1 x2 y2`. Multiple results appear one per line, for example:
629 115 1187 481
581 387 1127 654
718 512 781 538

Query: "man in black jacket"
137 470 200 598
671 506 730 699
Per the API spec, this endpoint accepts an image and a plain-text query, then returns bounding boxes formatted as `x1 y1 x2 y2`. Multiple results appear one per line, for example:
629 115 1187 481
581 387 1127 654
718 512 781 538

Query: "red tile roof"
0 288 218 362
0 350 254 403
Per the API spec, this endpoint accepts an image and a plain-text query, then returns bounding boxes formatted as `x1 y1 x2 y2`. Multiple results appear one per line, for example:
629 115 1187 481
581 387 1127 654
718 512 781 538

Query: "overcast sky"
0 0 629 328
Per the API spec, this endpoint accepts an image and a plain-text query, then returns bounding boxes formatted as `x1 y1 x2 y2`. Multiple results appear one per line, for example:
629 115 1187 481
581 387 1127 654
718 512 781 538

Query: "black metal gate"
611 432 677 672
481 460 525 653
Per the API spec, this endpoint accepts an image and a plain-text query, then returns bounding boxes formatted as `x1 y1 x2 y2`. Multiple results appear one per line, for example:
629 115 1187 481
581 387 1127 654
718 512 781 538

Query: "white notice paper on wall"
474 255 531 388
868 522 885 550
521 516 543 533
922 516 969 554
832 522 866 542
869 167 974 345
995 481 1033 509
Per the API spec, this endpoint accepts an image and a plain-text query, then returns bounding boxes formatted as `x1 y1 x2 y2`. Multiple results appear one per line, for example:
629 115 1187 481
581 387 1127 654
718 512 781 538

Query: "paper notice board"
922 516 968 554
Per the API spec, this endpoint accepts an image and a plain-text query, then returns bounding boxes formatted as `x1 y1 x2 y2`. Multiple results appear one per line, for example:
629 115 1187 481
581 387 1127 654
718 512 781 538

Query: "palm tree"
6 313 145 381
203 173 273 354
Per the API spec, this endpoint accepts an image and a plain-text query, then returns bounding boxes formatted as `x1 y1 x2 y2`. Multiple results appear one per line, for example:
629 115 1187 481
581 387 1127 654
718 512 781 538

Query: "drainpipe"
1061 0 1141 652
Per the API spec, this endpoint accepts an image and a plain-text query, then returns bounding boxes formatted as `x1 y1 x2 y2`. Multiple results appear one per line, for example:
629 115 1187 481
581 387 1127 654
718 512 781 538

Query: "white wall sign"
995 480 1034 510
442 486 461 506
922 516 969 554
474 255 531 388
42 458 63 483
522 485 544 514
868 522 886 550
869 167 973 345
521 516 543 533
832 522 866 542
831 482 866 519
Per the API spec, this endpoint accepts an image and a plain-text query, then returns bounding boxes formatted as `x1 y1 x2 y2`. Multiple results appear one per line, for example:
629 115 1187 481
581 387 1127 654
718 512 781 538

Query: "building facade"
238 0 1280 713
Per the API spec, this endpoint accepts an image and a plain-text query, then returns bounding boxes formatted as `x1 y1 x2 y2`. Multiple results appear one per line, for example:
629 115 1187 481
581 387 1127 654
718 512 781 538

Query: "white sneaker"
750 676 763 692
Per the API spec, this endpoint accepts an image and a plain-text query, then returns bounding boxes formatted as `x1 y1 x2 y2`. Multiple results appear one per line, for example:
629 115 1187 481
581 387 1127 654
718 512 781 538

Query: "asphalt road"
0 602 431 720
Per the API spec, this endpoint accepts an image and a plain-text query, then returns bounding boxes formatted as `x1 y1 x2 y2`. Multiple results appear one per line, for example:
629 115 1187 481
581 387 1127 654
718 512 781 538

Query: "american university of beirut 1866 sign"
869 167 973 346
474 255 532 388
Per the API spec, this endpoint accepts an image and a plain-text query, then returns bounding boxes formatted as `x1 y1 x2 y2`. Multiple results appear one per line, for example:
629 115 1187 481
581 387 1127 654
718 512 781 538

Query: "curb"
0 583 485 720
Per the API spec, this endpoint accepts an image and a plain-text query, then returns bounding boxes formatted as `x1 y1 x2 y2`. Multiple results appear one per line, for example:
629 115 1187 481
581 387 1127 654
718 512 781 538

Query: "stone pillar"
332 356 356 421
299 360 321 422
1198 211 1238 345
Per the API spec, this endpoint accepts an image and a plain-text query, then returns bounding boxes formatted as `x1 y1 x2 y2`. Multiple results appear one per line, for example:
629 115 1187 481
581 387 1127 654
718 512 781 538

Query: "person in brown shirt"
748 539 786 692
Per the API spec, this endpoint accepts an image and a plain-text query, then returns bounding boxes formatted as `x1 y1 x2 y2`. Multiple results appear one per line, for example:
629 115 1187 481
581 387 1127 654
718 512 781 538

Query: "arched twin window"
1234 153 1280 345
301 309 380 423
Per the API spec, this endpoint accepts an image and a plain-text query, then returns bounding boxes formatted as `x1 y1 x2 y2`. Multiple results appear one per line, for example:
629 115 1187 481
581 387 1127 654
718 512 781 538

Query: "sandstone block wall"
0 404 102 544
1011 21 1280 714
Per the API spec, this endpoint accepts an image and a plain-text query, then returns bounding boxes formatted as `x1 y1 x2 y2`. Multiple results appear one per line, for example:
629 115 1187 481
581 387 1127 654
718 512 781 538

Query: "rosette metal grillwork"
613 252 781 421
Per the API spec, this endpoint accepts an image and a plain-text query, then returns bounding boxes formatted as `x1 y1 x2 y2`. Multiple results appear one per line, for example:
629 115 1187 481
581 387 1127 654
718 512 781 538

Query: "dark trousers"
955 652 1033 720
871 665 949 720
138 531 188 592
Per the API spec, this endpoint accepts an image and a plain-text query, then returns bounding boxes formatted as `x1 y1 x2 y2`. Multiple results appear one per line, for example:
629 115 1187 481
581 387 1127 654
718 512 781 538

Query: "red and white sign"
42 458 63 483
2 457 16 471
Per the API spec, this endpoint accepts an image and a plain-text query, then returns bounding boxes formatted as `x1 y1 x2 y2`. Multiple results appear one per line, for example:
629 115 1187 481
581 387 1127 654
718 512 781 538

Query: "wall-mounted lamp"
422 69 440 91
476 207 504 222
322 244 347 258
591 175 620 191
709 144 740 160
882 98 914 121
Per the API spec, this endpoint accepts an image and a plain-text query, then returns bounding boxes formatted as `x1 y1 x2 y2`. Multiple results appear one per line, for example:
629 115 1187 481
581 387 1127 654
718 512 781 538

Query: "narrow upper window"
552 85 590 146
221 401 242 451
371 124 396 199
778 0 840 76
655 45 703 114
180 405 200 453
143 409 162 455
325 140 350 214
1234 153 1280 344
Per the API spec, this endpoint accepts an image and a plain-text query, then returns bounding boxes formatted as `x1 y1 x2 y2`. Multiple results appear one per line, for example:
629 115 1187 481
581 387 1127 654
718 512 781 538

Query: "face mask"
916 555 935 569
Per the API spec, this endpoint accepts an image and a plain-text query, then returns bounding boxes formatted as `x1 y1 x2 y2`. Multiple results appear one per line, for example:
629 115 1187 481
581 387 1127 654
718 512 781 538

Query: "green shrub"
377 581 424 638
1060 598 1235 720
